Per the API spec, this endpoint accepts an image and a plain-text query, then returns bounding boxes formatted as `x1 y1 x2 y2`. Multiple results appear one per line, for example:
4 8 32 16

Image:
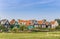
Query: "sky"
0 0 60 21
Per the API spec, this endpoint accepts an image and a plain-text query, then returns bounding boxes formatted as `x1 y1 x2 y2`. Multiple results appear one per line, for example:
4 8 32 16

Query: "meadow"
0 31 60 39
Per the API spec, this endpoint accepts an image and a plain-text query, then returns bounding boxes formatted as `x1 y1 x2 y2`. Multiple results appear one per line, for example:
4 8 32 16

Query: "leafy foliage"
12 27 19 33
20 25 28 31
56 26 60 31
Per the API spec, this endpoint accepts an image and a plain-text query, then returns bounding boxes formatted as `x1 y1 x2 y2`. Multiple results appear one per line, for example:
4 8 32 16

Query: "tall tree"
55 19 60 25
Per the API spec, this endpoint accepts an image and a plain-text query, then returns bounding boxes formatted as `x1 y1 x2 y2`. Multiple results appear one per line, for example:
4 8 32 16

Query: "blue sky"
0 0 60 21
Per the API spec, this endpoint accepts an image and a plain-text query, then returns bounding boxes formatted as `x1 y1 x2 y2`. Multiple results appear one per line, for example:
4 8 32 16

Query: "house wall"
51 21 59 28
31 20 38 25
34 25 39 27
42 24 46 28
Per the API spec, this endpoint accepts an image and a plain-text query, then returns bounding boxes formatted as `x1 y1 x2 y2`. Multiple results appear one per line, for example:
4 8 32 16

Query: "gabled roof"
18 20 26 25
38 20 43 24
46 22 50 25
18 20 25 23
10 19 15 25
18 20 31 26
1 19 9 24
50 21 56 25
25 20 31 26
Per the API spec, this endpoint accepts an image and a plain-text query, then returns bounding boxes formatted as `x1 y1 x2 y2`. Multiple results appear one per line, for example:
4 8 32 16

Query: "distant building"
10 19 15 25
0 19 10 31
0 19 10 28
30 20 38 27
50 21 59 28
10 19 20 28
18 19 26 26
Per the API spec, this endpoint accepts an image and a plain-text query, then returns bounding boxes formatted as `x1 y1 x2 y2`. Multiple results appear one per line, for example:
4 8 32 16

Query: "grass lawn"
0 31 60 39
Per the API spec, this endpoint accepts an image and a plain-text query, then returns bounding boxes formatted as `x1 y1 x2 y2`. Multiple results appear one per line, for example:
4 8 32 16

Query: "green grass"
0 31 60 39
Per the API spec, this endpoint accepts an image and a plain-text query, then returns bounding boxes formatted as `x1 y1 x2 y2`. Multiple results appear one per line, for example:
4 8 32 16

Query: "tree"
56 25 60 31
12 27 19 33
10 24 15 29
20 25 27 31
55 19 60 25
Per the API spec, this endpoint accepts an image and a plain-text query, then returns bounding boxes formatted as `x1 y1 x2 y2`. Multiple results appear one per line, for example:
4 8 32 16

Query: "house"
18 19 34 29
30 19 48 28
25 20 31 26
38 20 43 28
18 19 32 26
38 20 47 28
0 19 10 31
50 21 59 28
18 19 26 26
45 22 51 28
10 19 15 25
38 20 51 28
25 20 34 30
30 20 38 27
10 19 16 29
14 21 20 28
10 19 20 28
0 19 10 28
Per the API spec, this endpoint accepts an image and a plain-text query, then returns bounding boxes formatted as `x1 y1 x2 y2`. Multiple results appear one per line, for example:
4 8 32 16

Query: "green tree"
55 25 60 31
10 24 15 29
12 27 19 33
20 25 27 31
55 19 60 25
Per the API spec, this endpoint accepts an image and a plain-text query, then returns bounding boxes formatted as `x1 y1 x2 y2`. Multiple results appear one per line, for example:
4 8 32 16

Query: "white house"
50 21 59 28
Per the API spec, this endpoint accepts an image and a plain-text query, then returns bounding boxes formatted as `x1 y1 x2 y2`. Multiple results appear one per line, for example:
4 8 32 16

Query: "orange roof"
18 20 25 23
46 22 49 25
50 21 56 25
38 20 43 24
18 20 31 26
10 19 15 24
25 20 31 26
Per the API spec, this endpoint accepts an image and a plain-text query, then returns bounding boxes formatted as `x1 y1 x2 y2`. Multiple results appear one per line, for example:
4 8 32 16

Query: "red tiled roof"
18 20 31 26
50 21 56 25
46 22 49 25
38 20 43 24
18 20 25 23
25 20 31 26
10 19 15 24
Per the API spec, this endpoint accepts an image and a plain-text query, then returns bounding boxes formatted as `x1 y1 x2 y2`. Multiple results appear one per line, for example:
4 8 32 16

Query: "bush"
10 25 15 29
0 25 9 32
20 25 28 31
49 28 56 31
12 27 19 33
2 26 8 32
56 26 60 31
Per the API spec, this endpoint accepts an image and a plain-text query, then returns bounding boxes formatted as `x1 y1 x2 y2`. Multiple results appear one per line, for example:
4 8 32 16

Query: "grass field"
0 31 60 39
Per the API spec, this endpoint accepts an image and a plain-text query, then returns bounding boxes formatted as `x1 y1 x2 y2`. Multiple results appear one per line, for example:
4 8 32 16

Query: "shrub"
2 26 8 32
10 25 15 29
0 25 9 32
56 26 60 31
12 27 19 33
20 25 28 31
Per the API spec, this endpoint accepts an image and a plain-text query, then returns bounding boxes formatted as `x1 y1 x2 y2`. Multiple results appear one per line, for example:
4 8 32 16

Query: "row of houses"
0 19 59 30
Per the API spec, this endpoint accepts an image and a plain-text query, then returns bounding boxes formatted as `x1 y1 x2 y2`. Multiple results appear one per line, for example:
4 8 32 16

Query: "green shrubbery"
56 26 60 31
0 24 60 32
12 27 19 33
20 25 28 31
0 25 9 32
